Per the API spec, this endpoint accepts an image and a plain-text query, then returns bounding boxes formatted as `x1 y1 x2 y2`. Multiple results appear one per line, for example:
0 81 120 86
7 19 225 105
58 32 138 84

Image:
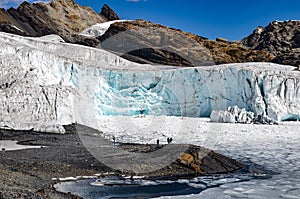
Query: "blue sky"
76 0 300 40
1 0 300 40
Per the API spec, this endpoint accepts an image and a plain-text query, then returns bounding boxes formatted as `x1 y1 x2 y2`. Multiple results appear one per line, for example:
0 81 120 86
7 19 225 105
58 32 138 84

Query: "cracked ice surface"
0 32 300 133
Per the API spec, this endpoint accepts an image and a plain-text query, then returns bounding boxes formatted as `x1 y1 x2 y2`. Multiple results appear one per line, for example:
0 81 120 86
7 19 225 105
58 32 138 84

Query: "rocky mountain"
0 0 275 67
99 20 275 66
0 1 298 67
0 0 117 46
100 4 120 21
242 20 300 67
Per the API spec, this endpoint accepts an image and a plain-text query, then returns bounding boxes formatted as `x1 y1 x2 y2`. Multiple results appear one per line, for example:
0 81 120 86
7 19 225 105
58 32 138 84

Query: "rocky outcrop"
242 20 300 67
272 51 300 68
137 144 243 178
100 4 120 21
99 20 275 66
0 0 108 46
98 19 213 67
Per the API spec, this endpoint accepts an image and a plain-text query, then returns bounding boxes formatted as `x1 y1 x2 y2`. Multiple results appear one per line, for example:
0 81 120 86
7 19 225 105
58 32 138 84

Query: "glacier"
0 32 299 133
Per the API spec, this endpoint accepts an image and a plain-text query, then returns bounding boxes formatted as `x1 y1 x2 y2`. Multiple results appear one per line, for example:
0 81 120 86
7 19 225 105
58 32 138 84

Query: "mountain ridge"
0 0 298 67
98 19 275 66
0 0 113 46
242 20 300 67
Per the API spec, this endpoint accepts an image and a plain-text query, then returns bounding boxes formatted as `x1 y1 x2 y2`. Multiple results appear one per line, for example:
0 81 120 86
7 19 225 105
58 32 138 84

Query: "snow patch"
0 140 44 151
80 20 132 37
257 27 264 34
39 34 65 43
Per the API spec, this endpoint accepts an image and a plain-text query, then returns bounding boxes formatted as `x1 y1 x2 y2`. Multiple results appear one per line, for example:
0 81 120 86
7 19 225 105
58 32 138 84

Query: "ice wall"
0 32 299 133
92 65 300 122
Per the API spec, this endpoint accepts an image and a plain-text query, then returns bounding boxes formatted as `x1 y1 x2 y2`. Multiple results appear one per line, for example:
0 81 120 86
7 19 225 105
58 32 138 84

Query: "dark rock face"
99 20 275 66
122 48 193 66
242 20 300 67
272 51 300 68
98 20 213 67
0 0 107 47
100 4 120 21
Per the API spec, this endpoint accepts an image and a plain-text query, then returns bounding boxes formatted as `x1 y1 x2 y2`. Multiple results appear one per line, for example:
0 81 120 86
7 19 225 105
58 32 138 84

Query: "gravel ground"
0 125 242 199
0 128 112 199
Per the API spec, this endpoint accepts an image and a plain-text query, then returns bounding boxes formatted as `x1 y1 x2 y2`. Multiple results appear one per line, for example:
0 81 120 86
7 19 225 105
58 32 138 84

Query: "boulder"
216 37 228 43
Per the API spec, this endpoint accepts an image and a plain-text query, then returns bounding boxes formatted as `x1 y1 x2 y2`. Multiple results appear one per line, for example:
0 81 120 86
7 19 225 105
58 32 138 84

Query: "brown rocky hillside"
242 20 300 67
0 0 288 67
99 20 275 66
0 0 111 46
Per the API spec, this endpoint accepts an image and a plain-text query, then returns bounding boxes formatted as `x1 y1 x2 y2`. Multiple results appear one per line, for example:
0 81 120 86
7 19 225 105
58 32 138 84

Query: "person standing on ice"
167 137 173 144
112 136 116 145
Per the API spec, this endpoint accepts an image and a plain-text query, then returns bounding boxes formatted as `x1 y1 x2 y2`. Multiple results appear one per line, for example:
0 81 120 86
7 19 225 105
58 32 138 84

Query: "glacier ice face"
0 32 300 133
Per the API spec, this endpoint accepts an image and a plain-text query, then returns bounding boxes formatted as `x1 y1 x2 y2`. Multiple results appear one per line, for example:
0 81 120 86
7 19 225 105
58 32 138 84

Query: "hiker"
112 136 116 145
157 139 159 146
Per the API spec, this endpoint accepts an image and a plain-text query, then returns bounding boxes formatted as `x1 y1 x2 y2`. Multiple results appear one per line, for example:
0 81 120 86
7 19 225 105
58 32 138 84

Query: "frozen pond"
156 119 300 199
191 123 300 199
0 140 43 151
57 116 300 199
55 161 274 199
